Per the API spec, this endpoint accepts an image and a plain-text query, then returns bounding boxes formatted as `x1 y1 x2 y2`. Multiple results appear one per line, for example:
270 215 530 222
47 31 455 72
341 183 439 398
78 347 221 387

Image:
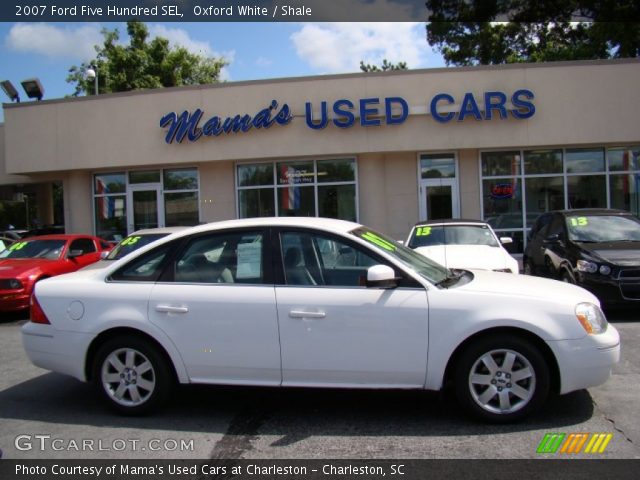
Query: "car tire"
454 335 550 423
92 336 173 415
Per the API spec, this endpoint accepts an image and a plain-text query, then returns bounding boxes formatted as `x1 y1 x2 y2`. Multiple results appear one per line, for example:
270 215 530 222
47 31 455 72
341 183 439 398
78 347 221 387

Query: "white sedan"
406 219 520 274
23 217 619 422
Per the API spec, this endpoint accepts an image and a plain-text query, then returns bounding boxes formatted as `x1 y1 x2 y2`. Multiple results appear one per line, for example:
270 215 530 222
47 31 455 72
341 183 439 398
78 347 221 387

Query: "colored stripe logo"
537 433 613 454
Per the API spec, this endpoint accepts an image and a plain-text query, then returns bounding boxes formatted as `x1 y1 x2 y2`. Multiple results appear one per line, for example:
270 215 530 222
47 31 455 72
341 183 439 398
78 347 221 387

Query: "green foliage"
67 21 228 96
360 59 408 72
426 1 640 65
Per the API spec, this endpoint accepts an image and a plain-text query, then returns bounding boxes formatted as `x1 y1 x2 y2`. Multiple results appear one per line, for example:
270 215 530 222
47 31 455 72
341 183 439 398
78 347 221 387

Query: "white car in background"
23 217 619 422
406 219 520 274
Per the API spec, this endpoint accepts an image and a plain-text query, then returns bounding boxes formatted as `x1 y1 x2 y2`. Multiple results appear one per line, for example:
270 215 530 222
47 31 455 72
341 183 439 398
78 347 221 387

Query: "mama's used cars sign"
159 89 535 144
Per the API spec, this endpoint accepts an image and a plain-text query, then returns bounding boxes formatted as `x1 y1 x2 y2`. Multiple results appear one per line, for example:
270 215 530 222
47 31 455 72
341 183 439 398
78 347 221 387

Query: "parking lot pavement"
0 312 638 460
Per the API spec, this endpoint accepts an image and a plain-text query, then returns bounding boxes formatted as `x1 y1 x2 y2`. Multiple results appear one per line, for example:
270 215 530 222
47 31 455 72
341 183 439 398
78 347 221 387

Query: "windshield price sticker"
570 217 589 227
9 241 27 251
416 227 432 236
121 236 141 246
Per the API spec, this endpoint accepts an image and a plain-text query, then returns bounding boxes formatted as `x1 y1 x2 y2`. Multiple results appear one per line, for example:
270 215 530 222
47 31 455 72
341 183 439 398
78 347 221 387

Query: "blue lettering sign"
359 98 381 127
484 91 508 120
385 97 408 125
430 93 455 123
511 89 536 119
458 93 482 122
305 101 329 130
333 99 355 128
160 100 292 143
430 90 536 123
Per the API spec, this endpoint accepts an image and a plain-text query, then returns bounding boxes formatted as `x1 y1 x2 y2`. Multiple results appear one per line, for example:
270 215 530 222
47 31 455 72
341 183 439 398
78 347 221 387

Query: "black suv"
524 209 640 307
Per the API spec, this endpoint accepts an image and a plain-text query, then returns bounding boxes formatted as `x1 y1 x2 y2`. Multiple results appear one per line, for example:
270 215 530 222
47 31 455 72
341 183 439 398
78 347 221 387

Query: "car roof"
413 218 487 227
551 208 633 216
129 226 190 236
179 217 362 236
20 234 98 241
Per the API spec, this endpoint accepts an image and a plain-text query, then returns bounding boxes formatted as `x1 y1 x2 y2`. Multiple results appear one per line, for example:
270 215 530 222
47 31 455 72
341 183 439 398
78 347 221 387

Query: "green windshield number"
416 226 432 236
121 236 141 246
361 231 397 252
570 217 589 227
9 241 27 251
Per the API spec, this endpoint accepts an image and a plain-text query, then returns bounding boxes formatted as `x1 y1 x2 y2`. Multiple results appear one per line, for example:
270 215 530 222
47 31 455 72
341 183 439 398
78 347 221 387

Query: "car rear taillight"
30 294 50 325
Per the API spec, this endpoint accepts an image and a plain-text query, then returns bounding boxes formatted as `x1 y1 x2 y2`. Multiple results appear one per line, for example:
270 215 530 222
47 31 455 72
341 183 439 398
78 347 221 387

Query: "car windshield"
409 224 499 248
106 233 168 260
351 227 449 284
0 239 66 260
566 215 640 242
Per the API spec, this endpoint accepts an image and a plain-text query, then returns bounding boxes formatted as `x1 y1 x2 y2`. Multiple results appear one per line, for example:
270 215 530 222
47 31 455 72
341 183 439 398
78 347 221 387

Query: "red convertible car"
0 234 110 312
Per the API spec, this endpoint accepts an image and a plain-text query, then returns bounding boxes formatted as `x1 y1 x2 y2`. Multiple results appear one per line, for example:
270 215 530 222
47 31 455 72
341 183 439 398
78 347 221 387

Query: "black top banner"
4 0 429 22
3 1 640 22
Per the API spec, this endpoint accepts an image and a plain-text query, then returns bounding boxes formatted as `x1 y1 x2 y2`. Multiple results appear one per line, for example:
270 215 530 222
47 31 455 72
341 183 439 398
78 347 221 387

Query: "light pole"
86 66 98 95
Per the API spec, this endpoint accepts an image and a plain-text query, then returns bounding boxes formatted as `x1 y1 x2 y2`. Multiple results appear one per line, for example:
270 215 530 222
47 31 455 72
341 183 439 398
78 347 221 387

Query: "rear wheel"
454 335 550 423
92 336 173 415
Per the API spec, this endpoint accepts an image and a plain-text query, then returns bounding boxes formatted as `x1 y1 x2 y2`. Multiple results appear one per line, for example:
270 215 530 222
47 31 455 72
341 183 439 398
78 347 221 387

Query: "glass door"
420 178 459 221
127 185 164 234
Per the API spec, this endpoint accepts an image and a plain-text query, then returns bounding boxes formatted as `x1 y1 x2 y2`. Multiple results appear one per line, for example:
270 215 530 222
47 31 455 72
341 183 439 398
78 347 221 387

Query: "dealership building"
1 58 639 253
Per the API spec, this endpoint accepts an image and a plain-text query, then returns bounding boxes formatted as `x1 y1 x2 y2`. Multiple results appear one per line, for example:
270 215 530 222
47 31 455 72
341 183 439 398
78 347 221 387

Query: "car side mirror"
544 233 561 244
500 237 513 245
366 265 398 289
100 251 109 260
67 249 84 259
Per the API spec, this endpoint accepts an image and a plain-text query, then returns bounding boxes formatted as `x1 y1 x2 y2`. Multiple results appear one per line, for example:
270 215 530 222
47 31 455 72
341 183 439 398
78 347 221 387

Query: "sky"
0 22 446 121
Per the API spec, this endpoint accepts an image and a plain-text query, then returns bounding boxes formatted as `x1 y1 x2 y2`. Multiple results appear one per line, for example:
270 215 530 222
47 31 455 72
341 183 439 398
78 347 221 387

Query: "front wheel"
454 335 550 423
92 336 173 415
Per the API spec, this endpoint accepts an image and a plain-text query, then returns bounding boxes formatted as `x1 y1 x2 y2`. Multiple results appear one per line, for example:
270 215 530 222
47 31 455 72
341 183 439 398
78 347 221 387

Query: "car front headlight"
576 260 598 273
1 278 23 290
575 302 608 335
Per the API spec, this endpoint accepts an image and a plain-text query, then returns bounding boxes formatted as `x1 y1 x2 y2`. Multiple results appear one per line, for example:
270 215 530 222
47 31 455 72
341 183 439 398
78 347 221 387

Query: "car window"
69 238 97 255
106 233 167 260
547 214 566 239
529 213 552 241
566 215 640 242
352 227 449 285
109 244 171 282
173 231 264 284
281 231 379 287
410 225 498 247
0 239 66 259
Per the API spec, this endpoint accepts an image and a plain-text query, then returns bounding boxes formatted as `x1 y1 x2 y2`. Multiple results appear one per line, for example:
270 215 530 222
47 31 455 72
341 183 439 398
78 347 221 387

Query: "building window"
163 168 199 226
236 158 357 221
94 172 127 242
481 146 640 254
94 168 199 238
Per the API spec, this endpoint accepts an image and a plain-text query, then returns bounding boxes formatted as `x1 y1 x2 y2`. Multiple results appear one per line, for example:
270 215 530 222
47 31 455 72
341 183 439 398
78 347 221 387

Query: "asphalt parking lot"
0 310 638 460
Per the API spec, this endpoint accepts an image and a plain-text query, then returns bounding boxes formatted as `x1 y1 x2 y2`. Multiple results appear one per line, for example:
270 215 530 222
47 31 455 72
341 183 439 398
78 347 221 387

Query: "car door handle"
289 310 326 319
155 305 189 314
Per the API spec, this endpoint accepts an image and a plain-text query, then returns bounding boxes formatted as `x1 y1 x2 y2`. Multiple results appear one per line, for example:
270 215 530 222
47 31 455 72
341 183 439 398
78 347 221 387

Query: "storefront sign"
490 183 516 199
160 89 535 144
160 100 292 144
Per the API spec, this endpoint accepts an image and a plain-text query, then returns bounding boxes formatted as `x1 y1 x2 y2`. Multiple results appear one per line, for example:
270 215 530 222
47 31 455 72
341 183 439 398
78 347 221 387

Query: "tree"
425 1 640 65
359 59 408 72
67 21 228 96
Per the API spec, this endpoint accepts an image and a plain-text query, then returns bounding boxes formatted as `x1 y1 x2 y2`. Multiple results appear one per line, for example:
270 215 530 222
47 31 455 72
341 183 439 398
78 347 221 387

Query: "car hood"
414 245 513 271
454 269 598 304
578 241 640 266
0 258 49 278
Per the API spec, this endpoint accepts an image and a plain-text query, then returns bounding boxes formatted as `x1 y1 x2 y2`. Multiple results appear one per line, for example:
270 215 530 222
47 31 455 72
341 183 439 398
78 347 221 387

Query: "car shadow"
0 372 595 439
